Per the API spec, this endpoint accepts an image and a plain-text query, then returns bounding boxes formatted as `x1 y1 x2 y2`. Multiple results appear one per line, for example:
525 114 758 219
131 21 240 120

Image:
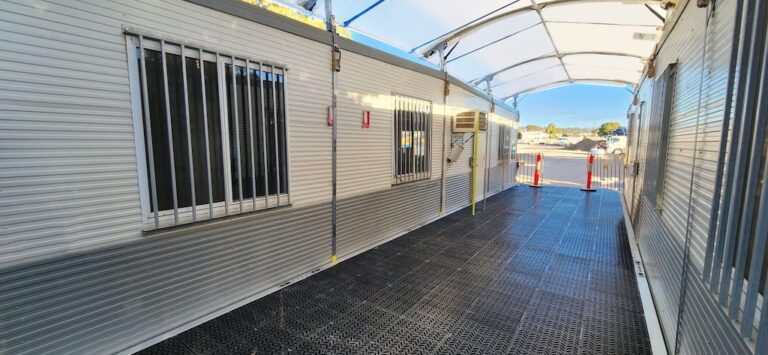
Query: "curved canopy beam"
471 51 646 85
500 78 635 100
419 0 662 58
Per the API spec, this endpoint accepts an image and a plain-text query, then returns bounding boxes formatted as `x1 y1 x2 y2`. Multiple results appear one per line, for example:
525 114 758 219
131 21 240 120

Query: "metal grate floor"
138 187 650 355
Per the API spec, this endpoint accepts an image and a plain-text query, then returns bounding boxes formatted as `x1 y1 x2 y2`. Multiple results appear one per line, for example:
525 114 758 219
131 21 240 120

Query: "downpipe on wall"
326 0 339 264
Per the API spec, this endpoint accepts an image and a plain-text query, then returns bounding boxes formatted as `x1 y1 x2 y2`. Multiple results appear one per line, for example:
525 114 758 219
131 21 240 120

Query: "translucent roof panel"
542 2 662 26
491 57 563 89
563 54 645 83
324 0 666 98
446 24 554 82
333 0 526 51
491 65 569 99
548 23 659 56
446 11 542 64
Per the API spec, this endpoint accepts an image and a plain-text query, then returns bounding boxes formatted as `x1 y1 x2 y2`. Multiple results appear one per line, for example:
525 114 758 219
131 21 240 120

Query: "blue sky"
515 84 632 129
325 1 634 130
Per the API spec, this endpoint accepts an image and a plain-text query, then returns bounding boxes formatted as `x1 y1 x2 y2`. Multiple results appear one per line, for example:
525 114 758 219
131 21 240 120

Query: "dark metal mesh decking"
138 187 650 354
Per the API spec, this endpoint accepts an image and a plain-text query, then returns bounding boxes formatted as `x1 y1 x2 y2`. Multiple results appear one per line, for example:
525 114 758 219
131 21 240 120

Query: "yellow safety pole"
471 110 479 216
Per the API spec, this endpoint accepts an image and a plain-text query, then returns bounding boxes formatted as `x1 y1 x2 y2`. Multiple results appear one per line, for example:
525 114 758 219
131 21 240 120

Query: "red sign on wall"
362 110 371 128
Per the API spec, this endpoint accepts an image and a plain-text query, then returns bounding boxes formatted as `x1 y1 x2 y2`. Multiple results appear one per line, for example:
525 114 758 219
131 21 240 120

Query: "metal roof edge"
184 0 518 114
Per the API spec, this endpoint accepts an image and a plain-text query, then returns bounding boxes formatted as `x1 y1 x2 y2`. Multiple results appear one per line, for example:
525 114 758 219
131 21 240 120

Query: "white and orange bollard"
529 153 543 188
581 154 597 192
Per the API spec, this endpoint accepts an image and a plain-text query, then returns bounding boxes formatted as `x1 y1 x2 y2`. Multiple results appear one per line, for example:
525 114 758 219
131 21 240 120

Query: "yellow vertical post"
471 110 479 216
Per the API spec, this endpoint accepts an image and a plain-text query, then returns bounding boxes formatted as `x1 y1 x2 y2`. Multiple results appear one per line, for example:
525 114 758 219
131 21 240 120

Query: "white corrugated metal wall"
0 0 519 353
629 0 753 353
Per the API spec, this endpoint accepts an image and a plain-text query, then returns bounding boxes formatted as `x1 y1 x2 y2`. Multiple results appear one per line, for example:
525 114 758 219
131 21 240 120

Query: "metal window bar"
428 101 433 179
709 0 760 292
397 97 402 181
393 96 398 180
703 0 746 283
246 60 257 208
230 58 244 213
138 36 161 228
427 102 431 179
718 0 768 307
408 98 414 182
270 66 282 206
160 40 180 225
416 99 420 180
417 99 423 180
735 2 768 332
258 63 270 209
218 53 230 217
280 67 292 205
198 48 214 220
180 44 197 222
128 33 289 229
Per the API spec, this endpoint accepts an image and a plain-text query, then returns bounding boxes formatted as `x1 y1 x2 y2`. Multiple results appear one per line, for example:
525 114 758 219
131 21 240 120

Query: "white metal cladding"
336 50 443 198
0 0 521 353
628 0 754 353
0 203 332 354
337 180 441 257
650 0 733 273
635 196 684 352
0 0 333 266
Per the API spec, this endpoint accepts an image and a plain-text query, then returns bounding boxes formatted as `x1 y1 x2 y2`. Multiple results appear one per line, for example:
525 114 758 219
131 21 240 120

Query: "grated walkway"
138 186 650 354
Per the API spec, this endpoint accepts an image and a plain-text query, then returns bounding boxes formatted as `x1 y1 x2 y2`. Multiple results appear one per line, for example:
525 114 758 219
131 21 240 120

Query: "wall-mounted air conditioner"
452 110 488 133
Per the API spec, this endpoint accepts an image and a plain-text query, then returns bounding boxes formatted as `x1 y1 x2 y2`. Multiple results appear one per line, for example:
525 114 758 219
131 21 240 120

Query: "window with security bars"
126 33 289 230
393 95 432 184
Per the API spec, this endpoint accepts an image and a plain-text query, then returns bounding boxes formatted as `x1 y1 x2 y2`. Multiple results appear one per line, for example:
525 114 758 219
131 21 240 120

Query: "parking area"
139 186 649 355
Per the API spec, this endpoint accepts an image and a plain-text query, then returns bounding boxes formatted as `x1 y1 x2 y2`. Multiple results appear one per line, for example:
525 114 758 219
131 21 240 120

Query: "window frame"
391 94 433 185
125 31 291 231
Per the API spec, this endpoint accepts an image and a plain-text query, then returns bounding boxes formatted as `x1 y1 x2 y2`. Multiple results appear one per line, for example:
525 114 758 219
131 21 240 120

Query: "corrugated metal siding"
631 0 752 353
337 180 440 257
336 50 443 199
0 203 331 354
0 0 334 266
651 0 734 271
677 268 751 354
636 196 684 352
0 0 521 353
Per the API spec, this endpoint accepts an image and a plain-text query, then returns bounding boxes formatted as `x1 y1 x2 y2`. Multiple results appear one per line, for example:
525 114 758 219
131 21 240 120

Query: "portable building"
626 0 768 353
0 0 519 353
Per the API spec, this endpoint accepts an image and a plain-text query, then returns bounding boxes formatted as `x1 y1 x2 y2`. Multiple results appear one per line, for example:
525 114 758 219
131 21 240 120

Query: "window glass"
249 68 267 197
130 36 290 228
276 73 288 193
141 49 174 212
264 71 279 195
203 60 226 204
226 64 257 200
393 95 431 183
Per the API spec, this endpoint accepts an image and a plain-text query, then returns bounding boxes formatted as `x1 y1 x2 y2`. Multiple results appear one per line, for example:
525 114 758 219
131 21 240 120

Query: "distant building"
519 130 550 144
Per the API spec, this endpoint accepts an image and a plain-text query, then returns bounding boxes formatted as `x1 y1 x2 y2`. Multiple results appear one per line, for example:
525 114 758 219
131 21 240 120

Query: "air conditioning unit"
452 110 488 133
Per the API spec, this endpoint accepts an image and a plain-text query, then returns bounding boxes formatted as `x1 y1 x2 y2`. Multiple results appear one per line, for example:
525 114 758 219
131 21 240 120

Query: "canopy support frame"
531 0 572 82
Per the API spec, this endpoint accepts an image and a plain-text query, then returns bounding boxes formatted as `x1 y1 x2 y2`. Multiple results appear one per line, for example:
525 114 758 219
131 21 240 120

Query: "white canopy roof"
332 0 665 101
